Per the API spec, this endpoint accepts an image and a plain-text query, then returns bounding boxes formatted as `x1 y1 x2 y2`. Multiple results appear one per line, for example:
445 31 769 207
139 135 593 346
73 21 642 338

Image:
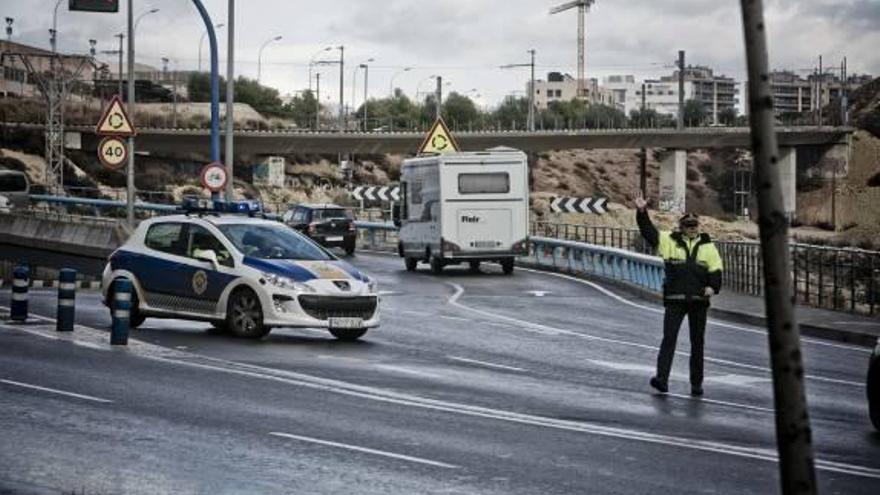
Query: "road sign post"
98 136 128 170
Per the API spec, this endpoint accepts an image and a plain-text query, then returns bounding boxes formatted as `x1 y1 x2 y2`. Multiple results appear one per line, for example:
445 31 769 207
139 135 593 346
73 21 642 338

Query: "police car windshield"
218 224 333 260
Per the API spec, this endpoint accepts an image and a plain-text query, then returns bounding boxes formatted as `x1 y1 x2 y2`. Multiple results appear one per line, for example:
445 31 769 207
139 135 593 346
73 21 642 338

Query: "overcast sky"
4 0 878 109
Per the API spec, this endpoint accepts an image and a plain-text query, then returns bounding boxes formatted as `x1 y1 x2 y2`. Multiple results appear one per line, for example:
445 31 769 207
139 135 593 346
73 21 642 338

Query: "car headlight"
262 272 315 293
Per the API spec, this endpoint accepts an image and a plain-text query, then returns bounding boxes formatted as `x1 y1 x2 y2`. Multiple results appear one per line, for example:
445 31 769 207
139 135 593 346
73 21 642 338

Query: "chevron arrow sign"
550 196 607 215
351 186 401 202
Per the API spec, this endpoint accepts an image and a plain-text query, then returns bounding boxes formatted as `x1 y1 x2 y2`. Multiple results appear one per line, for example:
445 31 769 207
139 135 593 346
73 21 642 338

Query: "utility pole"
528 49 536 131
640 82 647 196
115 33 123 96
435 75 442 120
677 50 685 130
740 1 818 494
224 0 235 201
818 55 823 126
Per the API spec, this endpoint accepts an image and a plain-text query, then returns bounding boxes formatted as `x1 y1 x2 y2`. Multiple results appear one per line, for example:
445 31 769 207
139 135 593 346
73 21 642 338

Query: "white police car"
102 199 379 340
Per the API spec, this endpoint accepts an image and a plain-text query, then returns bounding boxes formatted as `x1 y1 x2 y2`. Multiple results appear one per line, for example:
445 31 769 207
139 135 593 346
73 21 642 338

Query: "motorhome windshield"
458 172 510 194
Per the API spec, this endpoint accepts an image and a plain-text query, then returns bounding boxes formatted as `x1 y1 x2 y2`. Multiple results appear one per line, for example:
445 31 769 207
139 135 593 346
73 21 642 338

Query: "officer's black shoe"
691 385 704 397
650 377 668 393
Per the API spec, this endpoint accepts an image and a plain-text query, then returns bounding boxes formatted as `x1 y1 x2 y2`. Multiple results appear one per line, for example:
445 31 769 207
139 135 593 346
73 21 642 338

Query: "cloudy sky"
4 0 879 109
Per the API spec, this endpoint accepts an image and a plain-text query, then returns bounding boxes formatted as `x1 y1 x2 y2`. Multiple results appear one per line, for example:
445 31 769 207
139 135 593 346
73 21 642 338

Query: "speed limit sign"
200 162 228 192
98 136 128 169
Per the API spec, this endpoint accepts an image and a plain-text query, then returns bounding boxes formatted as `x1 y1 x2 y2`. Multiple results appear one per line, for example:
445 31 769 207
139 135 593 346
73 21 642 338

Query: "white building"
531 72 617 110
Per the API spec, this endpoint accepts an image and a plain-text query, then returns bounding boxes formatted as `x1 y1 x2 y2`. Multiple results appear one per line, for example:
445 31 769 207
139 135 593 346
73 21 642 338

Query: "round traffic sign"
200 162 228 192
98 136 128 170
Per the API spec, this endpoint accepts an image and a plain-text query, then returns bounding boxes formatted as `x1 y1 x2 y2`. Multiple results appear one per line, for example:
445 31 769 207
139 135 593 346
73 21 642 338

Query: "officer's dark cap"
679 213 699 227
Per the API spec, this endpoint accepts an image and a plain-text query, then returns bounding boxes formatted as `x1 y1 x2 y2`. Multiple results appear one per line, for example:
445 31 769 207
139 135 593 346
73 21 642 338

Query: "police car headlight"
262 272 315 293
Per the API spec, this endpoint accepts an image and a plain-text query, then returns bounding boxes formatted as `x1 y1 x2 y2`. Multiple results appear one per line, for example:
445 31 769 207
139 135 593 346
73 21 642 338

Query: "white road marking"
446 285 864 388
666 394 776 413
375 364 443 379
518 268 872 354
440 315 469 321
378 291 398 296
4 318 877 480
448 356 527 372
527 291 550 297
269 432 459 469
0 378 113 404
587 359 770 388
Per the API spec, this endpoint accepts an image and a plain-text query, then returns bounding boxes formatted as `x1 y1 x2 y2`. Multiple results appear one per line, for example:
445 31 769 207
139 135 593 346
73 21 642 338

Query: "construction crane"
549 0 596 99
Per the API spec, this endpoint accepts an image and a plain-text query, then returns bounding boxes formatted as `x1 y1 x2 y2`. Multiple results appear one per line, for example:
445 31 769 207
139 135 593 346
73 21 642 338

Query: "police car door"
180 224 238 314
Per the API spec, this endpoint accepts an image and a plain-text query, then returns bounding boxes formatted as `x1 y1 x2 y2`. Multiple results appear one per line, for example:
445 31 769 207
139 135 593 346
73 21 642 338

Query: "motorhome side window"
458 173 510 194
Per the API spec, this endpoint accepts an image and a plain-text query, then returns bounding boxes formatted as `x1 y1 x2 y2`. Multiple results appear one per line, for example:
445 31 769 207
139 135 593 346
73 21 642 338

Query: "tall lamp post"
308 46 332 92
389 66 411 98
361 62 370 131
198 23 224 72
500 49 536 131
257 35 282 83
351 57 373 129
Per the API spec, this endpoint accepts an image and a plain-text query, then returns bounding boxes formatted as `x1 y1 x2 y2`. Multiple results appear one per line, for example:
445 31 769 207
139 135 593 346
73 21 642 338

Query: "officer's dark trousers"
656 301 708 387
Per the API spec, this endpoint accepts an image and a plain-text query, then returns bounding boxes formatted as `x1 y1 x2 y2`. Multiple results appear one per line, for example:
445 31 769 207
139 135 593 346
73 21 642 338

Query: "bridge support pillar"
779 146 797 218
659 150 687 213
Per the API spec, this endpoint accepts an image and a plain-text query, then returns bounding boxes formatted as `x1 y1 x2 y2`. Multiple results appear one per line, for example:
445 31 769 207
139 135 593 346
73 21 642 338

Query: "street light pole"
257 35 282 83
126 0 135 227
115 33 124 96
362 63 369 131
51 0 62 53
500 49 537 131
337 45 344 130
199 23 224 72
308 46 332 92
225 0 235 201
315 72 321 129
389 66 411 98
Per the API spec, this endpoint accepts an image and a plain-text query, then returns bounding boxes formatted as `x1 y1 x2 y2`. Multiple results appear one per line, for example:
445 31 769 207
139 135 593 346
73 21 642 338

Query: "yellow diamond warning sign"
418 117 459 154
96 95 136 137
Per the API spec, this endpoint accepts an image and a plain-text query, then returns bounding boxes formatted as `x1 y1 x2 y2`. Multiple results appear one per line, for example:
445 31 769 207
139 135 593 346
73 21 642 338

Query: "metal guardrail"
530 222 649 254
528 236 664 293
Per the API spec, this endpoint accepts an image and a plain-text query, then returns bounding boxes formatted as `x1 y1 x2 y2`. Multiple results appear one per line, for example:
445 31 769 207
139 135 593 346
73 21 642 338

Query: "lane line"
0 378 113 404
518 268 872 354
4 318 877 480
448 356 527 372
665 393 776 413
268 432 459 469
446 284 863 388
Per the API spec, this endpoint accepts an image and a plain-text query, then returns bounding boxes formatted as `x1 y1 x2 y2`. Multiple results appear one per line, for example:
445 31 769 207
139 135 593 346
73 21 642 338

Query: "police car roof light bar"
180 197 262 215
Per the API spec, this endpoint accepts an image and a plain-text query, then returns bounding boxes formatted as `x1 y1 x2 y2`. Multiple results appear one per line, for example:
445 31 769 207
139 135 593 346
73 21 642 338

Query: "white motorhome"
394 149 529 274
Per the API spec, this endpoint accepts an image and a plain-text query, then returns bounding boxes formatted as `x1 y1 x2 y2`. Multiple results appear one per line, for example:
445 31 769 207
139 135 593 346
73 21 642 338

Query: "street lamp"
351 57 374 122
360 62 372 131
198 23 224 72
416 75 438 101
389 66 412 98
257 35 282 83
500 49 536 131
135 8 160 33
308 46 333 92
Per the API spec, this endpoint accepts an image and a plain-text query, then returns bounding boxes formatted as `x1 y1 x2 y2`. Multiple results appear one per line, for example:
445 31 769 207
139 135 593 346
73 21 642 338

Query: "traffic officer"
634 196 723 396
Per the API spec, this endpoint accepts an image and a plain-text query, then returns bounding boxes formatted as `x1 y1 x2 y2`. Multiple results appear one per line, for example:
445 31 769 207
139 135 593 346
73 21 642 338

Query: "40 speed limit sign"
98 136 128 170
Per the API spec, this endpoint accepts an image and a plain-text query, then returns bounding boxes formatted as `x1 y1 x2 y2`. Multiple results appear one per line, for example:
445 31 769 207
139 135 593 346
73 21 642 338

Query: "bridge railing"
527 236 665 293
530 222 650 254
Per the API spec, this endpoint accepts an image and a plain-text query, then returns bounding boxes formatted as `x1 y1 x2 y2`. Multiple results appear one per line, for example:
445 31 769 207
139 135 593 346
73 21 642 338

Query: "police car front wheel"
226 288 270 339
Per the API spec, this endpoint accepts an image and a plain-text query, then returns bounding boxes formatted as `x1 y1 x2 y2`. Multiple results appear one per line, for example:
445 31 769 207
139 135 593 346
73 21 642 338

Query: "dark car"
283 204 357 255
869 338 880 431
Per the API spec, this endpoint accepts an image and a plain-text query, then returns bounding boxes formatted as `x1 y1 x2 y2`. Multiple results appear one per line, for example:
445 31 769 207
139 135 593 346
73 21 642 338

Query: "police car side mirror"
392 203 401 228
195 250 219 269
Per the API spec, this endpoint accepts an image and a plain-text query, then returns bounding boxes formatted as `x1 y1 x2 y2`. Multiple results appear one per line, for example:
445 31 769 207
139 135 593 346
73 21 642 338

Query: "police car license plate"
329 317 363 328
327 236 343 241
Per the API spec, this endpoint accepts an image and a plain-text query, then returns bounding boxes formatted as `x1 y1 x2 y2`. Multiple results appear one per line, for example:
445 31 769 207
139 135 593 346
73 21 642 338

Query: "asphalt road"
1 251 878 494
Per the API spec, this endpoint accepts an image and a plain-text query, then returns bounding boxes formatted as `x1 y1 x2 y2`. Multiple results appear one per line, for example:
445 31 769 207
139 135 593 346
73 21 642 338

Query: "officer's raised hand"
703 287 715 298
634 195 648 211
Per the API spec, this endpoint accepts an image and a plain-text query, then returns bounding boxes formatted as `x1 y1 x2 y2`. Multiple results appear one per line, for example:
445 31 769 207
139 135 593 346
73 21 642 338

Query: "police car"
101 199 379 340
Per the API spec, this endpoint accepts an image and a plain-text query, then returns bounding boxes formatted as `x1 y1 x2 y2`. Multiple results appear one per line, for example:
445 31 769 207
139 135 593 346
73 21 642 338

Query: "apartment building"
531 72 617 110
